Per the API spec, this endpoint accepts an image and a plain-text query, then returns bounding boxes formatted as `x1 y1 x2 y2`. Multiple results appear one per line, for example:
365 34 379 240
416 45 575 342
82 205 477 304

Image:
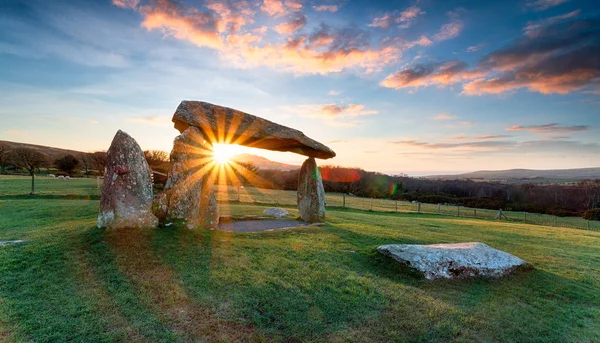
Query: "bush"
583 208 600 221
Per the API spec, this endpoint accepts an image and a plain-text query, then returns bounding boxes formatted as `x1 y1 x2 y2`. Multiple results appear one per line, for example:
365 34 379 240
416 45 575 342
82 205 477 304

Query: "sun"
212 143 242 164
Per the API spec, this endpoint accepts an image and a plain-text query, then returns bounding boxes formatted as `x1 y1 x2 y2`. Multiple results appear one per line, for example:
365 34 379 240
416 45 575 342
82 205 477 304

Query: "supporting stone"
98 130 158 229
154 126 219 229
297 157 325 223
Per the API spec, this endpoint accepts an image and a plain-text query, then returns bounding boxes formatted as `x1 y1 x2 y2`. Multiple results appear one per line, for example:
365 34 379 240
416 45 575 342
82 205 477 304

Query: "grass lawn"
1 177 600 342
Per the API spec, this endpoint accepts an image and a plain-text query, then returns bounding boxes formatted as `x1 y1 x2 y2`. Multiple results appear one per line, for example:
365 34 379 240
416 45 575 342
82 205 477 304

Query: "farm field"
1 176 600 342
2 175 599 231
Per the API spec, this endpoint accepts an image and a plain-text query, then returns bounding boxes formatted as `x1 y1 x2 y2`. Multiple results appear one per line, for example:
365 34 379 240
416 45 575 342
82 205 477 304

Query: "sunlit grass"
1 184 600 341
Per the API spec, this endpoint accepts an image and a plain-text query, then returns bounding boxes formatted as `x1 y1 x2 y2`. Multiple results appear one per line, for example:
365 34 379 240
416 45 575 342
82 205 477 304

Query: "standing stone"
98 130 158 229
154 126 219 228
297 157 325 223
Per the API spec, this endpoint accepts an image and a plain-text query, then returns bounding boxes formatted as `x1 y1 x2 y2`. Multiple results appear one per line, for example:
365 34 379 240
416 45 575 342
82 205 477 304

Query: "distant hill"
0 140 90 160
426 168 600 181
231 153 299 171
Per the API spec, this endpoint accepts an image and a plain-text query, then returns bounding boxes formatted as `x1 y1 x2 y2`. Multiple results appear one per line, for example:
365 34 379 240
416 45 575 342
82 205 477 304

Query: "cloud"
380 60 484 89
139 0 223 49
525 0 569 12
433 10 463 41
313 5 338 12
506 123 590 134
466 44 483 53
369 6 425 29
260 0 286 16
274 13 307 34
90 120 99 125
112 0 139 9
116 0 402 75
433 113 456 120
284 103 378 126
384 16 600 95
328 89 341 95
523 9 580 35
390 140 516 150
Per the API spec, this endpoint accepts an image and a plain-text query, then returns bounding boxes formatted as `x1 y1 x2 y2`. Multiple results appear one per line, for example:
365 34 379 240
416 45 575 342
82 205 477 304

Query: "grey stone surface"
297 157 326 223
263 207 290 218
218 219 308 232
172 100 336 159
0 240 25 246
98 130 158 229
377 242 527 280
154 126 219 229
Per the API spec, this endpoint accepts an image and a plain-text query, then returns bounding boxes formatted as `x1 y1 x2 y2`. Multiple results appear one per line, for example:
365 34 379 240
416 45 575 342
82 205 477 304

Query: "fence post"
437 203 441 214
524 211 527 223
237 186 241 202
418 202 421 214
553 216 556 227
395 200 398 213
457 205 460 217
343 194 345 208
474 209 477 217
588 220 590 230
276 189 279 205
370 197 373 211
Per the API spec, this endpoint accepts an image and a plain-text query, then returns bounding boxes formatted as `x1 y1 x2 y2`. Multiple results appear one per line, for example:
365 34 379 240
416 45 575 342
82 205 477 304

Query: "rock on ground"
154 126 219 229
172 100 336 159
297 157 326 223
377 242 528 280
263 207 290 218
98 130 158 229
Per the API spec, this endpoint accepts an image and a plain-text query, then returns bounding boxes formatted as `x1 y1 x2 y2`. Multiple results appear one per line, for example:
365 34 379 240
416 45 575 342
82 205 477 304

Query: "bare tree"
10 147 50 194
79 153 92 176
0 143 11 174
90 151 107 176
144 150 170 173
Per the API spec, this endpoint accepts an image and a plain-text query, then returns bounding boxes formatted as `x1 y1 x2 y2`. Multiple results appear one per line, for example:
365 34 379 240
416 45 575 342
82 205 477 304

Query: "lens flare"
212 143 242 164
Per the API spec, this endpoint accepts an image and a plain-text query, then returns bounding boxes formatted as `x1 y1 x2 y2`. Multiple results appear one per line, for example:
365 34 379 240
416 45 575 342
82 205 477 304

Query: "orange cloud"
140 0 223 49
369 6 425 29
260 0 286 16
433 114 456 120
381 61 485 89
274 14 307 34
506 123 589 134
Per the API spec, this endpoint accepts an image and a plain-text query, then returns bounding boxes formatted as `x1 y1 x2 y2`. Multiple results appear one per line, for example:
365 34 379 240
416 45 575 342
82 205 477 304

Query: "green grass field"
1 175 600 342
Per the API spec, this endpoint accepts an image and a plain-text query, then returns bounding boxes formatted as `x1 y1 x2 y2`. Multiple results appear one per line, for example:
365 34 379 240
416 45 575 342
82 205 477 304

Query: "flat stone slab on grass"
378 242 528 280
0 240 25 246
263 207 290 218
218 219 310 233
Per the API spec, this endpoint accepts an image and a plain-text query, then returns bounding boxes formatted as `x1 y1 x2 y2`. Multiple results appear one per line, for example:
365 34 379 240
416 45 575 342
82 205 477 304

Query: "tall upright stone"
154 126 219 228
297 157 325 223
98 130 158 229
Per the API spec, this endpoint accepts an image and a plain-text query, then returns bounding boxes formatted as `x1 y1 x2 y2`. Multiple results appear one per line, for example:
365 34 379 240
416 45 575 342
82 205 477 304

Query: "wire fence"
214 185 600 231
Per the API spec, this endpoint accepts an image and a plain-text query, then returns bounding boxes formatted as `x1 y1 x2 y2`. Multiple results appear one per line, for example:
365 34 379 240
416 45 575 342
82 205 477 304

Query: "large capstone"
98 130 158 229
154 126 219 229
378 242 528 280
297 157 325 223
172 100 335 159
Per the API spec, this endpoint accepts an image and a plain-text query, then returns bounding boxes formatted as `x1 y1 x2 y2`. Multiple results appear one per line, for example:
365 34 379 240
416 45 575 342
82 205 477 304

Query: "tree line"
241 165 600 218
2 143 598 218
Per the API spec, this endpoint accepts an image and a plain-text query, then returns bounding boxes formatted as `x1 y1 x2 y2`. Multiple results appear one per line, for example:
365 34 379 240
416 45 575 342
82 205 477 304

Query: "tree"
10 147 49 195
144 150 170 174
90 151 107 176
55 154 80 175
79 153 92 176
0 143 11 174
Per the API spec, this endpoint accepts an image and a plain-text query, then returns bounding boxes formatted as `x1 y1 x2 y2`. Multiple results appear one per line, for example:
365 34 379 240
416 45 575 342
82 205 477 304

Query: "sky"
0 0 599 176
